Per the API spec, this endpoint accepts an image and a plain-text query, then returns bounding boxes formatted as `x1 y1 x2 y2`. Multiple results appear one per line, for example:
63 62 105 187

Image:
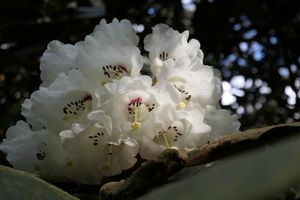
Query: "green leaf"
0 165 78 200
140 132 300 200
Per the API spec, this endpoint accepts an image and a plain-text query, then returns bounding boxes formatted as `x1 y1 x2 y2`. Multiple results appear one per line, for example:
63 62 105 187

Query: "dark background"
0 0 299 147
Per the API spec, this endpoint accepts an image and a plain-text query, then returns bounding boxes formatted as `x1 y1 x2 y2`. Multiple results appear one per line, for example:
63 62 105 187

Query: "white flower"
59 123 139 183
73 18 143 85
175 103 211 151
30 70 100 133
144 24 204 76
139 102 211 159
76 38 143 85
2 121 68 176
40 18 141 87
156 58 222 108
204 105 241 141
88 75 182 145
3 19 242 185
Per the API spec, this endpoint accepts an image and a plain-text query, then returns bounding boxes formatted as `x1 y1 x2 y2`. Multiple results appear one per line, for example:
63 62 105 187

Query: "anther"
102 65 128 82
159 51 175 61
88 132 104 146
62 95 92 122
36 150 46 160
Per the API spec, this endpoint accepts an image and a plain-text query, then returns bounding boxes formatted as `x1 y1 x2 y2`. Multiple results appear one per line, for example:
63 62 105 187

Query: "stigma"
174 85 191 109
102 143 114 170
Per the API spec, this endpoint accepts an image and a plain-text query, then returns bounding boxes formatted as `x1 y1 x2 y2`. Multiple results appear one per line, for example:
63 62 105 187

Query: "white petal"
94 18 139 46
31 70 100 132
3 121 68 175
144 24 203 76
40 41 79 87
204 105 241 140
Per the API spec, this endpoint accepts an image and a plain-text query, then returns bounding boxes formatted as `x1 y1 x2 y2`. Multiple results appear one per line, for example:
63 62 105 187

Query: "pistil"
127 97 155 130
174 85 191 109
159 126 182 149
102 143 113 170
128 98 143 130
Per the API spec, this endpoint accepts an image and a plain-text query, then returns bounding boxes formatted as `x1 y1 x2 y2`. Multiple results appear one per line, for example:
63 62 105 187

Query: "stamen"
127 98 156 130
159 51 176 61
63 94 92 122
102 144 113 170
88 132 104 146
158 126 182 149
146 103 155 112
128 98 143 130
174 85 192 108
103 65 128 82
36 150 46 160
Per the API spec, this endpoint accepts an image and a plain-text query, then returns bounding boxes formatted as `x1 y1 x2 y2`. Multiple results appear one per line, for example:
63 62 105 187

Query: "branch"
99 121 300 200
184 121 300 167
99 149 187 200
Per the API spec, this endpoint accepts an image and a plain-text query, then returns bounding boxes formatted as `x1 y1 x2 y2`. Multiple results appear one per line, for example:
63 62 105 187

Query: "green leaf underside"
140 131 300 200
0 165 77 200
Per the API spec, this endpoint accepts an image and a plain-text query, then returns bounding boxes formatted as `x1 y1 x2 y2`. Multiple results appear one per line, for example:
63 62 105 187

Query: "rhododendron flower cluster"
1 19 240 184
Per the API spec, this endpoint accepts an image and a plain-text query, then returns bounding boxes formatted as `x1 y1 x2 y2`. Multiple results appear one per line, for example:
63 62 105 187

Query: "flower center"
62 94 92 122
127 97 155 130
158 126 182 149
175 85 192 109
159 51 175 62
102 65 129 85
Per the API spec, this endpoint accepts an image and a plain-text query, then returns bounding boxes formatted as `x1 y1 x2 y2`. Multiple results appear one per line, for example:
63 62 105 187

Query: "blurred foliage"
0 165 77 200
0 0 299 142
192 0 300 130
